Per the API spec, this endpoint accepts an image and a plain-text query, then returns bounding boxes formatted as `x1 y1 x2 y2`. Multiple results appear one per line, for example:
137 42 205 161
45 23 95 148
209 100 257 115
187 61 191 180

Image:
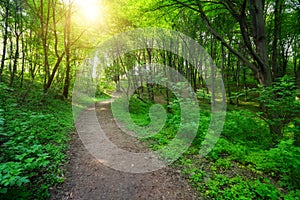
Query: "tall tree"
156 0 273 87
62 0 71 98
0 0 10 81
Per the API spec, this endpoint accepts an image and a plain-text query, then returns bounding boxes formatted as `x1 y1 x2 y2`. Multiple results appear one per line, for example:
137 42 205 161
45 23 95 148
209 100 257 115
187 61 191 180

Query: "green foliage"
96 80 116 95
196 89 211 104
0 83 73 199
205 138 300 192
206 138 248 162
215 158 232 170
284 190 300 200
198 174 280 200
222 110 272 148
113 96 178 147
249 140 300 189
189 169 206 183
113 89 300 199
258 75 300 140
0 108 4 142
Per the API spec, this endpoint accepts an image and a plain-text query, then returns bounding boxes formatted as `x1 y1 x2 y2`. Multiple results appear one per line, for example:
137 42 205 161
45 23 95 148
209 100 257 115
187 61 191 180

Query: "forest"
0 0 299 199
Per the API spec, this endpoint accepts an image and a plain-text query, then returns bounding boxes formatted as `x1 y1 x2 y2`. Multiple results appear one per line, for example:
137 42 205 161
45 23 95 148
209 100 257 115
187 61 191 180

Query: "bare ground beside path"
50 101 201 200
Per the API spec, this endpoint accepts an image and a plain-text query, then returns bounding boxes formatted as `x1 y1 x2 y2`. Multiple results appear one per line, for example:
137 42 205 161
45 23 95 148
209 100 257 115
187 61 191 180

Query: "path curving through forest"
50 100 201 200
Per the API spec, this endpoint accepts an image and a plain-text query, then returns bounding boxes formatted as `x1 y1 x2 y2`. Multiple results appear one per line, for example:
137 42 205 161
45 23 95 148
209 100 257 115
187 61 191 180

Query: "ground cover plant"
112 79 300 199
0 81 74 199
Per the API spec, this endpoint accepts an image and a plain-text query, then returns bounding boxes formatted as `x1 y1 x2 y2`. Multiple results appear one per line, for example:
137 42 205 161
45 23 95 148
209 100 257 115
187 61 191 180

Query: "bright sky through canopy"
73 0 103 23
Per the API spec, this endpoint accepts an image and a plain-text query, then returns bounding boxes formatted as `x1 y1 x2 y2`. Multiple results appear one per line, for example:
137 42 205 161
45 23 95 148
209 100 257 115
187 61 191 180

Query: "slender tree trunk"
236 61 241 106
43 0 65 93
226 52 233 104
63 53 71 98
146 48 154 103
294 118 300 147
0 1 10 81
20 34 26 88
40 0 51 91
45 53 65 92
112 60 121 92
8 38 13 77
10 33 20 87
243 68 248 101
271 0 283 79
281 47 289 76
295 59 300 90
28 30 36 81
162 51 170 111
63 1 71 98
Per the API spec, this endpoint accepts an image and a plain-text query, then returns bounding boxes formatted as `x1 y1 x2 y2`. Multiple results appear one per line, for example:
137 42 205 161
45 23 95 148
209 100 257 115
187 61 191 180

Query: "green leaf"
16 177 30 187
0 187 7 194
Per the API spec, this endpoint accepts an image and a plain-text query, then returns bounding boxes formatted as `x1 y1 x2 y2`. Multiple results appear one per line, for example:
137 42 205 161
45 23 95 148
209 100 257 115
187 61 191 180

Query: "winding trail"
50 101 201 200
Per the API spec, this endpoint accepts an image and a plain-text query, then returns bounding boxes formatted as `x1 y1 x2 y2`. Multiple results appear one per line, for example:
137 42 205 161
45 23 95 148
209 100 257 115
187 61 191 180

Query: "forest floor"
50 100 201 200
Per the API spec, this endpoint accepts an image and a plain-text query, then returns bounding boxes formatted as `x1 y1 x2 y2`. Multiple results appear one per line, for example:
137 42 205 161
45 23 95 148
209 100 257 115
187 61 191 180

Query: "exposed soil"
50 100 201 200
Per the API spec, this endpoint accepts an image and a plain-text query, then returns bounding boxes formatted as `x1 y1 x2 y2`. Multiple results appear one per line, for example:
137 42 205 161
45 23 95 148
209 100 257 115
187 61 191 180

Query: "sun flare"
74 0 103 23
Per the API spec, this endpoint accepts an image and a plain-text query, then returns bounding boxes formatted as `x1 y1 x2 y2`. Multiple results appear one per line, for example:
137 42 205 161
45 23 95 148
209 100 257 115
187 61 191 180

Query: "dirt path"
50 101 201 200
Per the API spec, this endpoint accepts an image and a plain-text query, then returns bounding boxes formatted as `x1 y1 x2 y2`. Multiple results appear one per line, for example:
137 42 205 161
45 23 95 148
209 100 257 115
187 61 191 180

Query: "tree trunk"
294 118 300 147
296 59 300 90
40 0 51 91
162 51 170 111
271 0 283 79
236 61 241 106
249 0 272 87
146 48 154 103
63 1 71 98
63 54 71 98
10 1 22 87
10 33 20 87
44 53 65 93
20 34 26 88
243 68 248 101
269 122 284 144
0 1 9 81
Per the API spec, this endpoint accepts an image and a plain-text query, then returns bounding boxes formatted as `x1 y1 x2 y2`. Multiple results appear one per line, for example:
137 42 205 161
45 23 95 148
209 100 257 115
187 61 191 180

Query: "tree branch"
194 0 258 73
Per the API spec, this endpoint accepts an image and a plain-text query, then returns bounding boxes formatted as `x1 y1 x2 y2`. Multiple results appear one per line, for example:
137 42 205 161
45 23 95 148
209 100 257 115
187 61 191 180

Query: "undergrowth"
113 94 300 199
0 82 74 199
